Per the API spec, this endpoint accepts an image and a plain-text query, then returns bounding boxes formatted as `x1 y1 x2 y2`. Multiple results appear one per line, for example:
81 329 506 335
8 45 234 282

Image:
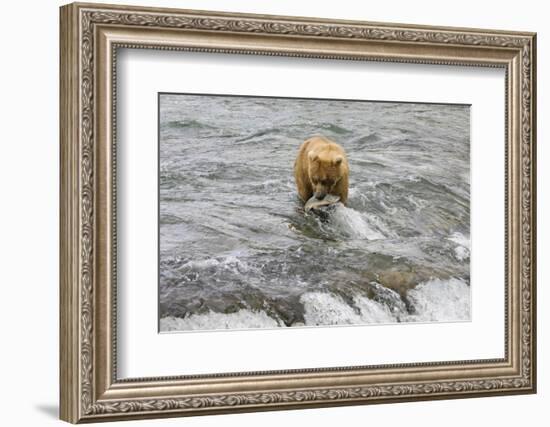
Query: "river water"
158 93 470 332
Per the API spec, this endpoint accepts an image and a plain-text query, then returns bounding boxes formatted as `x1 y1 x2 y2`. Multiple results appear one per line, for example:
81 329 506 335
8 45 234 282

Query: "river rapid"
158 94 471 332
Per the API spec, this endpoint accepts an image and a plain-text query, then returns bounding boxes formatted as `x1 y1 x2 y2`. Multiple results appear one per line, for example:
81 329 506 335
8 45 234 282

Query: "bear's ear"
334 156 343 165
308 151 318 162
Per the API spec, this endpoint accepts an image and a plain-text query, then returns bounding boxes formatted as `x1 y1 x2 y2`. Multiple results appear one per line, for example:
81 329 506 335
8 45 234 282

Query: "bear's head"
307 149 346 200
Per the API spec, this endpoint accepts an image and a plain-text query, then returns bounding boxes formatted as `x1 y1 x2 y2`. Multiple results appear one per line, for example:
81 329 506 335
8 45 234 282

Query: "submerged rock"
371 267 451 297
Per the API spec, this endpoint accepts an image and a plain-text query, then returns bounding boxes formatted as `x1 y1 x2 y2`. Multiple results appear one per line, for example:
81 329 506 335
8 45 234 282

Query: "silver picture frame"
60 2 536 422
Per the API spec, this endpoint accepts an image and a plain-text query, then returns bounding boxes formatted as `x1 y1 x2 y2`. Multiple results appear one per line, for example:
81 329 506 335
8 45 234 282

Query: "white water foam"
300 277 470 327
180 255 251 273
405 277 471 322
161 277 470 332
329 204 386 240
301 292 396 325
447 232 470 261
160 309 281 332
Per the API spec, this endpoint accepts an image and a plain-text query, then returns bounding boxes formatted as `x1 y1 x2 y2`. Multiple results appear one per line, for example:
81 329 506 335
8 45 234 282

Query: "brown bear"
293 135 349 205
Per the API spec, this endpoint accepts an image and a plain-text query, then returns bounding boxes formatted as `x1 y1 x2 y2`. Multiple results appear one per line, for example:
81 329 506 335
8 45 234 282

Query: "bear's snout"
314 191 327 200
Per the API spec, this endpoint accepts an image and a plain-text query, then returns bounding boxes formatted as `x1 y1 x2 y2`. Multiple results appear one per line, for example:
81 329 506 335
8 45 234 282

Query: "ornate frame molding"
60 2 536 423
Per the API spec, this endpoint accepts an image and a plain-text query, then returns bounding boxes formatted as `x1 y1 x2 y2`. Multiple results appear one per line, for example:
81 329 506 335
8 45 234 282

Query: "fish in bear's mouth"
304 194 340 213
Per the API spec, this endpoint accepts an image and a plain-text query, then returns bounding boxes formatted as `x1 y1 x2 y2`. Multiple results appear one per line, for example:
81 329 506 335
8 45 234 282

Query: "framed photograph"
60 2 537 423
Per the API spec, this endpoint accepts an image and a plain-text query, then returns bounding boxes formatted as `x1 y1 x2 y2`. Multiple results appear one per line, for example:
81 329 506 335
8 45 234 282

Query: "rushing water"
158 94 471 332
